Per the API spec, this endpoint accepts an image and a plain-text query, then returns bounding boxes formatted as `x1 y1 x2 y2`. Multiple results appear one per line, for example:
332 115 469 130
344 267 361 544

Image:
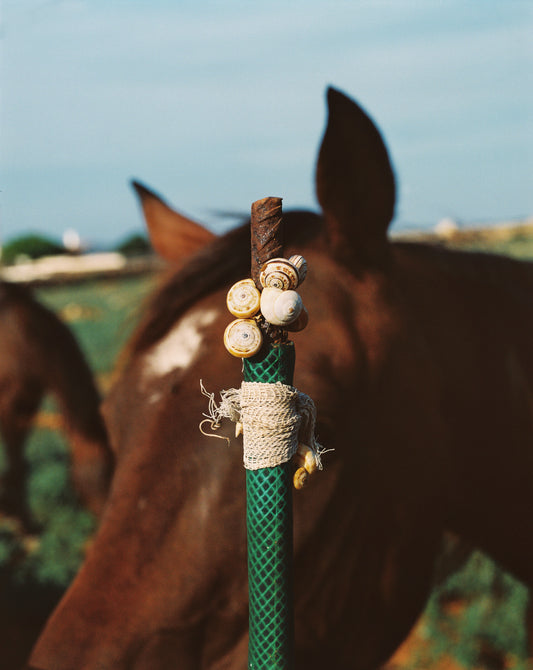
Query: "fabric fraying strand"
200 380 325 470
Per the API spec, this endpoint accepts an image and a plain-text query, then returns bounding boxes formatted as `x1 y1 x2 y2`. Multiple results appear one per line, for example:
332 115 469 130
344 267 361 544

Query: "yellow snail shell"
294 442 318 474
260 287 303 327
223 318 263 358
293 467 309 490
260 258 300 291
226 279 261 318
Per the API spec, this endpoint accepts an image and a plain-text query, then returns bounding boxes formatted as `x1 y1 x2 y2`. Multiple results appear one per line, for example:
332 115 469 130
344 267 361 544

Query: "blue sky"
1 1 532 247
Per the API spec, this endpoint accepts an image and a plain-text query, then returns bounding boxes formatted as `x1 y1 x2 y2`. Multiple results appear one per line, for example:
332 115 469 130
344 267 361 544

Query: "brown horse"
28 88 533 669
0 280 113 523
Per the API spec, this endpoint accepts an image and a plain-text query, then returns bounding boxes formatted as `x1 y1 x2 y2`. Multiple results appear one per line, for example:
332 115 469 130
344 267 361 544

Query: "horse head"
28 88 533 669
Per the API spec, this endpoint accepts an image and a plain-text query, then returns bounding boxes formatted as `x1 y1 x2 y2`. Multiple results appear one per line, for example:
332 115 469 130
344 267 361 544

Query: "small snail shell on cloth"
293 444 318 489
260 287 303 327
260 256 307 291
226 279 261 318
224 318 263 358
294 443 318 474
293 467 309 490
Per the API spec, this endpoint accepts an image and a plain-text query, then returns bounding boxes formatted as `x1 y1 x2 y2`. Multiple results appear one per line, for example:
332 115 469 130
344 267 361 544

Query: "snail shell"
285 306 309 332
293 467 309 490
288 255 307 285
260 258 300 291
294 442 318 474
223 318 263 358
226 279 261 318
260 287 303 327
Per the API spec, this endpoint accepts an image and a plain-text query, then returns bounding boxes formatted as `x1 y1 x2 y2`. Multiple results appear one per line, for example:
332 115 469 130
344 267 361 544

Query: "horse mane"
129 220 533 357
127 210 325 355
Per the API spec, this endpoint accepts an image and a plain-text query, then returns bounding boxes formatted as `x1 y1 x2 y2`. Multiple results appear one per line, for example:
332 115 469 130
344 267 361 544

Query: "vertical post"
245 197 294 670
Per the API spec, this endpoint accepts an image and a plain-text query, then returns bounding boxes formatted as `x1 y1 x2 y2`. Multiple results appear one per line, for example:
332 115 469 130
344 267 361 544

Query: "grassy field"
1 231 532 668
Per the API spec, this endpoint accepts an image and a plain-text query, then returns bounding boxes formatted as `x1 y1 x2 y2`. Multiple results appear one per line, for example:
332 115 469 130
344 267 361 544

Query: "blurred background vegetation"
0 228 532 669
1 231 151 265
1 234 67 265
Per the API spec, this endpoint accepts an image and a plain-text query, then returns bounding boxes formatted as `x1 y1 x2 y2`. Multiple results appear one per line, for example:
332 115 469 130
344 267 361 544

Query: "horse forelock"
127 210 325 356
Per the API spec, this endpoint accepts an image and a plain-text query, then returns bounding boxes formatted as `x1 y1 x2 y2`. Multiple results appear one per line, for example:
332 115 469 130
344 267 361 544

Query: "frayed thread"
200 379 328 470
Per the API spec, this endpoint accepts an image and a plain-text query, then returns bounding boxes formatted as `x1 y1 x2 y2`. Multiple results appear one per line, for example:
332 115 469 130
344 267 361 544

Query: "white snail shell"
223 318 263 358
285 306 309 332
226 279 261 318
260 258 301 291
260 287 303 327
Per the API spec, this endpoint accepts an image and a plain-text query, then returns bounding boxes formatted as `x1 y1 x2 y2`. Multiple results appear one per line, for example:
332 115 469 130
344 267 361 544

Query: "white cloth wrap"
215 381 322 470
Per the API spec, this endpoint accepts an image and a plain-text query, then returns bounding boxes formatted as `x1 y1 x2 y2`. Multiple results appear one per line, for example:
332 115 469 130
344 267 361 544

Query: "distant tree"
2 234 65 264
115 233 151 257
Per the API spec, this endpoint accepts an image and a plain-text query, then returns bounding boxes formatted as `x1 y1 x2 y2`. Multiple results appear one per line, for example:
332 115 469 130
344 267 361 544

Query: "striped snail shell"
260 258 300 291
260 287 303 327
226 279 261 318
287 255 307 285
223 318 263 358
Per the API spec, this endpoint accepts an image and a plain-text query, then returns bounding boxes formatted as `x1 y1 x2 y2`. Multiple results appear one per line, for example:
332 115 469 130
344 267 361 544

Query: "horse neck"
31 300 113 512
36 321 104 441
393 244 533 584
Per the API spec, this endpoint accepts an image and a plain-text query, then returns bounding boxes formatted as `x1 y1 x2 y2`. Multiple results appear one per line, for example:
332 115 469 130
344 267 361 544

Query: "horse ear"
131 180 215 262
315 88 396 269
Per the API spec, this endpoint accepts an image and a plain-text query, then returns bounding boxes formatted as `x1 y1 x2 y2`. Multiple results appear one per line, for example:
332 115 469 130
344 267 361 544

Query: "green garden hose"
244 342 295 669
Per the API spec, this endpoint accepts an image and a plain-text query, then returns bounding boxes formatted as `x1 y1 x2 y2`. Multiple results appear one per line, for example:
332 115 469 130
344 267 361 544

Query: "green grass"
0 426 95 667
35 274 156 380
443 229 533 261
411 551 531 669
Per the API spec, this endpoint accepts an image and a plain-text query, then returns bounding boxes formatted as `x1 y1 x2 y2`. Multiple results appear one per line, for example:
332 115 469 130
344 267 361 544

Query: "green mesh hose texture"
246 464 294 670
243 342 295 669
243 341 295 386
